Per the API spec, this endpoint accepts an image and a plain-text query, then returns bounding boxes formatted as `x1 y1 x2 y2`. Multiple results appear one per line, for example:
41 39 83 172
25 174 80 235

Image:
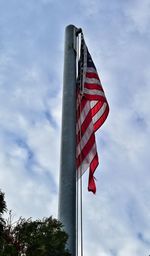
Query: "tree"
0 192 71 256
0 190 7 254
0 190 6 237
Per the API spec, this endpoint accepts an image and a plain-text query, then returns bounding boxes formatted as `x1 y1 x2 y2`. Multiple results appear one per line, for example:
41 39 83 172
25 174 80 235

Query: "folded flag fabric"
76 35 109 193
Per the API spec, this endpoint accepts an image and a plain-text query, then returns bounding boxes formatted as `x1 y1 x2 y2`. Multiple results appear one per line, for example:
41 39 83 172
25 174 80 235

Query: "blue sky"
0 0 150 255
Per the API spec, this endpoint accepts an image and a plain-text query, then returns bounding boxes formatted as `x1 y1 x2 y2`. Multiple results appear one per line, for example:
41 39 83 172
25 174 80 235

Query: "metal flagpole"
58 24 78 256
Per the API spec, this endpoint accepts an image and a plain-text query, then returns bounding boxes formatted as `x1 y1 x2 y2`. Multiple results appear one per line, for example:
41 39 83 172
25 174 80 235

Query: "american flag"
76 36 109 193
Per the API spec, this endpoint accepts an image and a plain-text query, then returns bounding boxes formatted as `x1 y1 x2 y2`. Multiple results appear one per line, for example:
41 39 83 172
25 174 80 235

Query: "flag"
76 35 109 193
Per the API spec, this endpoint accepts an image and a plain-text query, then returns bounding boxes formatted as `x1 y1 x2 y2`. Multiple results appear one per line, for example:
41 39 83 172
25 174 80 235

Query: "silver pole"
58 24 77 256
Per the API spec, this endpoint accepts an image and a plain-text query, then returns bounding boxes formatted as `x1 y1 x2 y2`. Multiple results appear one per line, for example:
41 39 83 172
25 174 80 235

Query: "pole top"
65 24 82 36
65 25 82 52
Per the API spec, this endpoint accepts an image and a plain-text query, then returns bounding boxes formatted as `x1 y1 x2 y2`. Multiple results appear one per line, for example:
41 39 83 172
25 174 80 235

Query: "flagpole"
58 24 77 256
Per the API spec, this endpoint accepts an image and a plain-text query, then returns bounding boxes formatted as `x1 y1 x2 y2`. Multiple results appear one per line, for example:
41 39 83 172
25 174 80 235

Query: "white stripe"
84 88 105 97
77 143 97 178
86 67 97 73
90 100 98 108
76 121 94 157
92 102 107 124
85 77 101 85
76 101 90 134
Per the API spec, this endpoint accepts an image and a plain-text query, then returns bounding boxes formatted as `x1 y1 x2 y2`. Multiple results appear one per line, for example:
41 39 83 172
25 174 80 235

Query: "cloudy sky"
0 0 150 255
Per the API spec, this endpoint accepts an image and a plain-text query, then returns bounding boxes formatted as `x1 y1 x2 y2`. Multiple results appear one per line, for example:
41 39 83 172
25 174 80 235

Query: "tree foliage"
0 190 7 237
0 191 71 256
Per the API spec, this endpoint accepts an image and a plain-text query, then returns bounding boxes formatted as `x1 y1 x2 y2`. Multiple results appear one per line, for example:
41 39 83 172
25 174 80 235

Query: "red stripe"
84 83 103 91
93 104 109 131
76 133 95 168
84 94 106 101
86 72 99 80
76 109 92 143
88 153 99 193
91 101 103 116
90 152 99 173
77 132 95 167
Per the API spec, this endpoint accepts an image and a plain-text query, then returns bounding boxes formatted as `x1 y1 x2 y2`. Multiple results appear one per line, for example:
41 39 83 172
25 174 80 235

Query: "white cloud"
0 0 150 255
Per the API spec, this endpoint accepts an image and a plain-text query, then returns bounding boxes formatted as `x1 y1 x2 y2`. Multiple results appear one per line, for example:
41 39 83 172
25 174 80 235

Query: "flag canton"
77 41 97 91
87 50 96 70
